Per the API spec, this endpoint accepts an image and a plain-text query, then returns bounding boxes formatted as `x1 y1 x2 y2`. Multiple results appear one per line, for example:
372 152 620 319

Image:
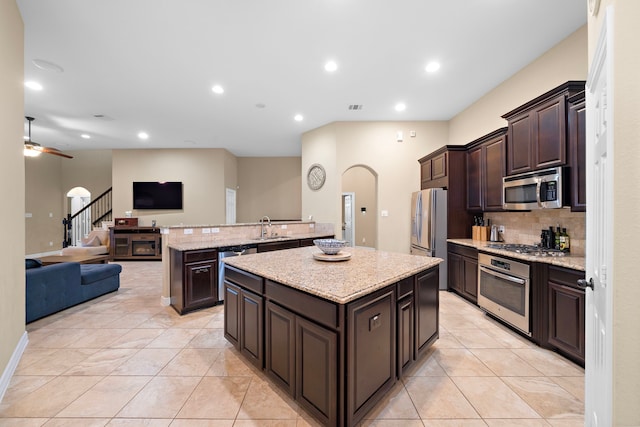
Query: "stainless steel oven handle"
479 265 526 286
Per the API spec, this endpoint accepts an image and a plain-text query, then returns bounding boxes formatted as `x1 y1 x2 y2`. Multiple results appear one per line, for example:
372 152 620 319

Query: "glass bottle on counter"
561 228 570 253
555 226 561 250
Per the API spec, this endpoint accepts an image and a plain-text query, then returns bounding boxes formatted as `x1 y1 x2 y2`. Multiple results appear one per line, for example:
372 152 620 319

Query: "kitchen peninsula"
222 246 442 426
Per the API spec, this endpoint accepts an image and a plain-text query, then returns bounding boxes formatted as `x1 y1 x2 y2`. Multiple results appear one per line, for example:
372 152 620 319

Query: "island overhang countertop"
222 246 442 304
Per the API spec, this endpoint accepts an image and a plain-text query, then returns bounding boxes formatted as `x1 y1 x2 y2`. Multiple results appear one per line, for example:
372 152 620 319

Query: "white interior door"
342 192 355 247
225 188 236 224
585 7 614 426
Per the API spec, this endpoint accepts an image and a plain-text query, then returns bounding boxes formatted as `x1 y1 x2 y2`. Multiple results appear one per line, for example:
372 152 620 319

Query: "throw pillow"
81 235 101 247
25 258 43 269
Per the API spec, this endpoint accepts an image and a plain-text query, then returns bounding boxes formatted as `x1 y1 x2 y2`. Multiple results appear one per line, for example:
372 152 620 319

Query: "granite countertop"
223 246 443 304
167 232 334 251
162 221 315 229
447 238 585 272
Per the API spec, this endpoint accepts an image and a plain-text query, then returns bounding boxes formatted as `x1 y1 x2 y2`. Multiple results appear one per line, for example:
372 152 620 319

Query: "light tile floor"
0 261 585 426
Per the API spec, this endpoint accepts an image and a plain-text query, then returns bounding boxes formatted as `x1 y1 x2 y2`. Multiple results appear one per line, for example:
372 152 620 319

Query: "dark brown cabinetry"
223 266 264 369
502 81 585 175
110 227 162 260
447 243 478 303
418 146 474 238
568 91 586 211
396 277 414 377
170 248 218 314
257 239 300 252
415 268 439 356
546 265 585 366
466 128 507 212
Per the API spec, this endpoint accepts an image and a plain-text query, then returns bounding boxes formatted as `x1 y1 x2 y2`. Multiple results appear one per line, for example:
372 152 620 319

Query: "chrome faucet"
260 216 271 238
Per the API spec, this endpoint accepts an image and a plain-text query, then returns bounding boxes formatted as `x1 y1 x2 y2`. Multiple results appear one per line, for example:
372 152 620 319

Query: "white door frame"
342 192 355 247
585 6 614 426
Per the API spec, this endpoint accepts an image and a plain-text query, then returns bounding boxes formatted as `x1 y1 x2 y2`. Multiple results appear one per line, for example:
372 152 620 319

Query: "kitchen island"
222 246 442 427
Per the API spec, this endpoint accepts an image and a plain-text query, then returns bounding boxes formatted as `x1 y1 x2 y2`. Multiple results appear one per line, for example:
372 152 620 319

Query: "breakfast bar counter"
222 246 442 427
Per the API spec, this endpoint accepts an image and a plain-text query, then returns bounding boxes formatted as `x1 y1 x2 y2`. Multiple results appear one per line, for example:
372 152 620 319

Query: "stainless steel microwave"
503 167 566 210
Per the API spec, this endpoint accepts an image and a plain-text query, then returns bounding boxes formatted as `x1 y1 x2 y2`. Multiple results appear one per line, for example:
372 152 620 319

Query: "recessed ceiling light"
294 114 304 122
212 85 224 94
395 103 406 112
32 59 64 73
255 103 266 109
425 61 441 73
81 134 91 139
138 132 149 140
324 61 338 72
24 81 43 91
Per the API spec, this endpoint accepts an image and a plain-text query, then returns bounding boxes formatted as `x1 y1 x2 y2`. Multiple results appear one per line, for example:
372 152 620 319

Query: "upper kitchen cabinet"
568 91 586 211
418 146 473 238
466 128 507 212
502 81 586 176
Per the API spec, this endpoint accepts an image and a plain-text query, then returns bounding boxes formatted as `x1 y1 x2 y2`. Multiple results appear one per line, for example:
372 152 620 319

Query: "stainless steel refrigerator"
410 188 448 290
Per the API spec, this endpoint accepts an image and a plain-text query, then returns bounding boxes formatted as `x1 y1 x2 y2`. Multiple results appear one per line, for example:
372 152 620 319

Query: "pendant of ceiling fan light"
23 116 73 159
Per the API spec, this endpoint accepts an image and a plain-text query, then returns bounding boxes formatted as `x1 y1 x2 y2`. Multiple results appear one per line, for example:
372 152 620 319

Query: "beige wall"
62 149 113 215
236 157 301 223
449 25 588 146
589 1 640 424
0 0 25 393
25 155 64 254
112 149 231 227
302 121 449 254
342 166 377 247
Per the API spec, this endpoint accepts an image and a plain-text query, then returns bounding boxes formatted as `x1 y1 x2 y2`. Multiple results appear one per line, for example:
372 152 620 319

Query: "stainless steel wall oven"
477 252 531 336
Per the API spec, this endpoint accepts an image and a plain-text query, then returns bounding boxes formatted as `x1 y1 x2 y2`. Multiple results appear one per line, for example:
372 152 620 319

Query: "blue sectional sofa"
25 261 122 323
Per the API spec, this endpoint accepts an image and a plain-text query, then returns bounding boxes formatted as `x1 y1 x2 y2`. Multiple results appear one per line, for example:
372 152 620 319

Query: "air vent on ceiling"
93 114 115 121
348 104 363 111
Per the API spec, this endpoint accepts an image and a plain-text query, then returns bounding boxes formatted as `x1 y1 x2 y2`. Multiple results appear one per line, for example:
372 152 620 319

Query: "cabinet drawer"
184 249 217 263
225 265 264 294
548 265 584 289
265 279 338 329
397 277 414 300
447 243 478 259
131 235 156 241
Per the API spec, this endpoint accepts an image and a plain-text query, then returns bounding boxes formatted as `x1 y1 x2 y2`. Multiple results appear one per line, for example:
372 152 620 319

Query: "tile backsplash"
484 208 585 256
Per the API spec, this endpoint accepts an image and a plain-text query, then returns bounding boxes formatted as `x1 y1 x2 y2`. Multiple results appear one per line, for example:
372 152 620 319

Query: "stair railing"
63 187 112 247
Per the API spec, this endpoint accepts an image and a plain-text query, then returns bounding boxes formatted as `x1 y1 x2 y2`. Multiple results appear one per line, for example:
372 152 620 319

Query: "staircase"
63 187 112 247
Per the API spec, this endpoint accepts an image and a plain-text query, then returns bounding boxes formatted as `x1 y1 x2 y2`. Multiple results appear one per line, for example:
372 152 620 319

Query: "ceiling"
18 0 587 157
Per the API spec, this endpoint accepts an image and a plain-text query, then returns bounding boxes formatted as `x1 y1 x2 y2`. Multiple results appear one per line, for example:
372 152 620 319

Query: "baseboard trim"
160 296 171 306
0 331 28 403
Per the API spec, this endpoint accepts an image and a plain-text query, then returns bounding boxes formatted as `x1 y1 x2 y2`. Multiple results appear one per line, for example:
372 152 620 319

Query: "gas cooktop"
485 243 566 257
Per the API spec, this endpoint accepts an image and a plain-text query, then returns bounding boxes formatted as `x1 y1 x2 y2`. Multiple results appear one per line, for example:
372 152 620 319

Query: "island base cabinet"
416 268 439 357
296 316 338 426
347 288 396 426
264 300 338 425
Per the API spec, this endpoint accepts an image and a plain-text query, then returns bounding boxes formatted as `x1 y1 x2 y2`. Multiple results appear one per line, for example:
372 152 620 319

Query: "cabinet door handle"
193 267 209 274
576 278 594 290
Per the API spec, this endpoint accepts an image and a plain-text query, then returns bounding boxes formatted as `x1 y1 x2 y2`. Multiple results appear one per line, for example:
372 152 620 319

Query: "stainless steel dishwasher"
218 244 257 302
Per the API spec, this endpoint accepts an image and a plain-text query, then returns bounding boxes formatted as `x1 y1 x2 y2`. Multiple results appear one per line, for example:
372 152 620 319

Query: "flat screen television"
133 181 183 210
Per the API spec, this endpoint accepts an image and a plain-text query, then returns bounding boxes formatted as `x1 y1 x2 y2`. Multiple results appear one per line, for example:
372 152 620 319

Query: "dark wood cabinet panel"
265 301 296 395
397 295 414 377
508 114 534 175
568 92 586 211
240 289 263 368
447 243 478 304
170 248 218 314
466 146 482 212
415 268 439 357
418 146 473 238
534 96 566 169
503 81 585 175
258 239 300 253
296 315 338 426
544 265 585 366
466 128 506 212
223 281 240 347
348 288 396 424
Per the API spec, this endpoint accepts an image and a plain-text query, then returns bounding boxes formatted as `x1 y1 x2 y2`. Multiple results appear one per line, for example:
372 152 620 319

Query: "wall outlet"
184 229 193 235
281 224 287 229
212 228 220 233
202 228 211 234
499 225 505 233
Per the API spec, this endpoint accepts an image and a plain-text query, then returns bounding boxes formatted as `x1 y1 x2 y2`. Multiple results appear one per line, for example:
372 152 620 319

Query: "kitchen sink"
251 236 289 241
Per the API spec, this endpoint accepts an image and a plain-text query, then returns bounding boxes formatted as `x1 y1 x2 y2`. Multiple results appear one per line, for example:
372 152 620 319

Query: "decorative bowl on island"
313 239 347 255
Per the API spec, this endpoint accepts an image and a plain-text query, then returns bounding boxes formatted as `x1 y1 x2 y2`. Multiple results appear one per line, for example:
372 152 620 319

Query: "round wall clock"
307 163 326 190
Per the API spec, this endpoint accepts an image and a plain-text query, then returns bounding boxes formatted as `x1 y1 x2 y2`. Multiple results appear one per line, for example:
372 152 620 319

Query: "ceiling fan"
24 116 73 159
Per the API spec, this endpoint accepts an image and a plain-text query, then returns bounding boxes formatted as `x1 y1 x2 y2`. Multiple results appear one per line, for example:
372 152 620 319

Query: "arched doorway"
342 165 377 249
66 186 91 246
